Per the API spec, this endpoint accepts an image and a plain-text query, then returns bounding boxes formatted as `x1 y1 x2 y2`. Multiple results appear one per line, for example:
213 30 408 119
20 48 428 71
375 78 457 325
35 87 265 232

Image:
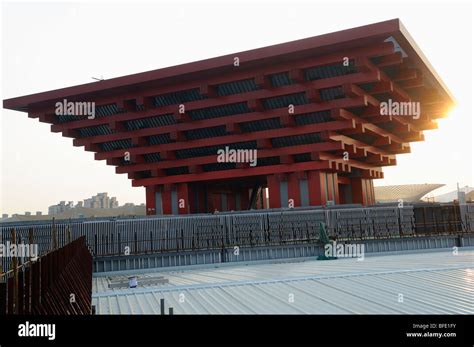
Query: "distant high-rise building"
110 197 119 208
45 193 128 216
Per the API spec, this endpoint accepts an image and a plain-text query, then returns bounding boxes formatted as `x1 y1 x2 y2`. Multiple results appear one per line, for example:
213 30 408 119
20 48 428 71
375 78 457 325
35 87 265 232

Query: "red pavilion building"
3 19 454 215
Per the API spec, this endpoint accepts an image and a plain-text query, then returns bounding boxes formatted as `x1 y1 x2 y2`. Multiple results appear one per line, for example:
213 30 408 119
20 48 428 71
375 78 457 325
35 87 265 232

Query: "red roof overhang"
3 18 455 112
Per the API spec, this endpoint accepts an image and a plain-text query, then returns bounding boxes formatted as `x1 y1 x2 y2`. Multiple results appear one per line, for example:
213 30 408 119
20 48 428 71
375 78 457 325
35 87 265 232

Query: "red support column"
227 193 236 211
145 185 156 215
197 187 206 213
240 188 250 210
350 177 368 205
267 175 281 209
366 179 375 205
370 180 374 205
327 173 334 202
308 171 327 206
177 183 189 214
332 173 340 204
210 192 222 212
287 173 301 207
338 185 345 204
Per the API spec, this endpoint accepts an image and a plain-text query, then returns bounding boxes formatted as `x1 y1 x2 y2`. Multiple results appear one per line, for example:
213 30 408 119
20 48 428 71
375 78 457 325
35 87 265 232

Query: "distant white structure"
374 184 445 203
434 186 474 203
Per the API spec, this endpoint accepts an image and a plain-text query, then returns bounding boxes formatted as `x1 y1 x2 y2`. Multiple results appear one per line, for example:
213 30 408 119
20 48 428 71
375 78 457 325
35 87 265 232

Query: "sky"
1 0 473 215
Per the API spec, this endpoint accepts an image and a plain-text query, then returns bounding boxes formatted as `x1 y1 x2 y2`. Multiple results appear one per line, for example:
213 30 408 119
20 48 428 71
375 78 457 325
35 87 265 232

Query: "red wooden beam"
73 96 367 147
133 160 332 186
53 71 379 133
116 141 344 174
95 120 355 160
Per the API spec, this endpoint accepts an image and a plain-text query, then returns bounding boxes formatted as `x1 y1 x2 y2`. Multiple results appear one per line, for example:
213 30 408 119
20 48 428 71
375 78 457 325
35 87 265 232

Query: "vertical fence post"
67 225 72 244
11 228 18 314
27 228 35 314
52 218 58 251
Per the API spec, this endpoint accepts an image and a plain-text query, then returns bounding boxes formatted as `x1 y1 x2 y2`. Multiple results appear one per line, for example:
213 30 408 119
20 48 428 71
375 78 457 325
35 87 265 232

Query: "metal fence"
0 235 92 315
1 204 472 266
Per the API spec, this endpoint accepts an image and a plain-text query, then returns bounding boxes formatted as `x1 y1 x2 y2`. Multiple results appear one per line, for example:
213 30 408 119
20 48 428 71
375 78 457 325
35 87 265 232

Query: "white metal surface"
92 248 474 314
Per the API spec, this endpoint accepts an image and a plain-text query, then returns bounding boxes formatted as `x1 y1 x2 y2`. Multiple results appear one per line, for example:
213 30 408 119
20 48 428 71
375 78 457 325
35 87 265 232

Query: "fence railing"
0 235 92 315
1 204 473 263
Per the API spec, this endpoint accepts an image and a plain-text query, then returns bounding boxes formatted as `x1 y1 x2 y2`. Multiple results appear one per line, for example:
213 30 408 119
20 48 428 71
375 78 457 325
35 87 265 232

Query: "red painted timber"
287 173 301 207
177 183 189 214
116 142 343 174
17 42 395 118
74 97 367 149
161 187 172 214
96 120 355 161
145 185 156 215
307 171 327 206
267 175 281 209
55 70 378 134
135 161 330 187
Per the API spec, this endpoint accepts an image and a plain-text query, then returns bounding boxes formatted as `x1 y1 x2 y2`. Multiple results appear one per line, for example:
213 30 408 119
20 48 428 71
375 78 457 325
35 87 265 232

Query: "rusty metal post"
52 217 58 250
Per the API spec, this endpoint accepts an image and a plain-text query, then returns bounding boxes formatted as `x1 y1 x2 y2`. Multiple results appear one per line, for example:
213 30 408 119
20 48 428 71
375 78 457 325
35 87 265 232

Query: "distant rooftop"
374 183 445 203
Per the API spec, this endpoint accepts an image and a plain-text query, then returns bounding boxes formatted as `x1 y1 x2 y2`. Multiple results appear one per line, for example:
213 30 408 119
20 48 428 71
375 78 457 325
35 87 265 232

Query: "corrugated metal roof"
185 126 227 140
240 118 282 133
188 102 251 121
95 103 121 118
148 134 171 145
78 124 113 138
294 110 332 126
271 133 322 148
92 248 474 314
100 139 133 152
304 62 356 81
153 88 206 107
320 86 345 101
143 153 161 163
269 72 292 87
262 93 308 109
125 114 176 131
56 114 78 123
57 103 121 123
175 141 257 159
216 79 260 96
